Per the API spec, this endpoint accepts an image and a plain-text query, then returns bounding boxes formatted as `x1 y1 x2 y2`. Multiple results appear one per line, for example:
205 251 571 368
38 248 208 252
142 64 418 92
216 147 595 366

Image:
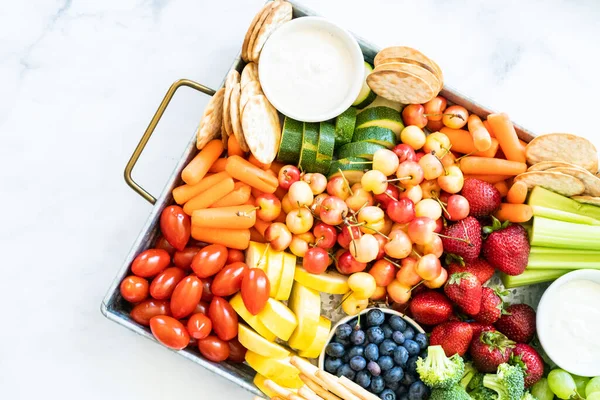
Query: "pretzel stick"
315 370 361 400
290 357 327 388
338 376 380 400
298 386 324 400
299 375 342 400
264 380 294 399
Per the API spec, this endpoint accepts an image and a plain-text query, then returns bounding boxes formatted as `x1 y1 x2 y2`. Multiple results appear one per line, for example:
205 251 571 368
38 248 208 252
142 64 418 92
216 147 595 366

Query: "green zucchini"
298 122 319 172
327 157 369 185
336 142 386 160
334 107 357 148
355 106 405 140
313 122 336 174
276 116 303 164
352 126 397 149
352 62 376 109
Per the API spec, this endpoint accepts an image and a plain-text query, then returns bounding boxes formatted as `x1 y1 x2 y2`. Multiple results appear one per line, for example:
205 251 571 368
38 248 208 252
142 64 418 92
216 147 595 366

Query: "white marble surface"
1 0 599 399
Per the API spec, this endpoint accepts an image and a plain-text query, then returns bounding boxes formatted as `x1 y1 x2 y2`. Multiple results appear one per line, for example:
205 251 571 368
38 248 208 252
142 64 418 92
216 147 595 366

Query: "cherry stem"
384 192 398 201
431 150 447 175
412 249 423 258
434 232 471 245
336 291 354 310
384 257 401 267
354 201 370 216
257 243 270 268
387 176 413 182
455 150 476 162
338 168 354 196
407 280 425 293
349 161 373 165
347 225 359 256
432 196 450 218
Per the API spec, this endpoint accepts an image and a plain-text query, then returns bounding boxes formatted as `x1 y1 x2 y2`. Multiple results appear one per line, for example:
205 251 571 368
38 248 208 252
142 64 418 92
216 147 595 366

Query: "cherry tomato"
193 301 209 315
369 259 397 287
211 262 249 297
191 244 228 278
160 205 191 251
241 268 270 315
186 313 212 340
170 276 203 319
227 338 247 363
226 249 245 264
201 278 214 303
120 275 149 303
173 247 202 270
130 299 170 325
198 335 229 362
149 267 186 300
155 236 176 255
131 249 170 278
149 315 190 350
208 296 239 341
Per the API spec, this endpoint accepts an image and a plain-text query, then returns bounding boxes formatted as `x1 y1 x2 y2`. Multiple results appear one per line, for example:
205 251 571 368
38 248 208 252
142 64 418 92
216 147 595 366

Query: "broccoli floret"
429 384 471 400
459 362 476 389
416 345 465 389
467 371 485 391
469 386 498 400
483 363 525 400
521 392 537 400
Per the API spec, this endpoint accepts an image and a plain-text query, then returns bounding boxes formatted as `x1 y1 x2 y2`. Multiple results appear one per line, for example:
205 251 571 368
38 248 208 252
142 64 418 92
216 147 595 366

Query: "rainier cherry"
373 233 388 260
392 144 417 163
424 266 448 289
338 224 362 249
326 176 351 200
288 181 314 208
384 229 413 259
264 222 292 251
348 272 377 300
361 170 388 195
310 193 329 215
415 253 442 280
345 183 374 212
303 247 330 274
289 232 315 258
402 104 428 128
396 161 424 186
437 165 464 194
335 250 367 274
416 235 443 258
302 173 327 195
387 198 416 224
445 194 470 220
423 96 447 122
281 194 296 214
373 149 400 176
278 165 301 190
420 179 441 199
399 184 423 204
423 132 451 155
313 222 338 249
387 279 412 304
415 198 442 220
349 233 379 263
320 196 348 225
442 105 469 129
357 206 385 234
255 193 282 222
286 208 314 234
373 184 399 210
407 216 436 245
400 126 426 150
369 259 397 287
419 153 444 180
396 257 422 286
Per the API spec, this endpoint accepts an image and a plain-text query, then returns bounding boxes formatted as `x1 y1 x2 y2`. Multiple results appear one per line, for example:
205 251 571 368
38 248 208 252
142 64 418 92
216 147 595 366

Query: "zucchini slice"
299 122 319 172
352 62 376 109
336 142 386 160
352 126 397 149
277 116 303 164
356 106 405 141
334 107 357 148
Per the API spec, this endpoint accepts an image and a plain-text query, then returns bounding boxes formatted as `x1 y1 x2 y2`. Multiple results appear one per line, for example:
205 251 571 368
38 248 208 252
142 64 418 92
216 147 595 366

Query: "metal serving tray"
101 1 539 396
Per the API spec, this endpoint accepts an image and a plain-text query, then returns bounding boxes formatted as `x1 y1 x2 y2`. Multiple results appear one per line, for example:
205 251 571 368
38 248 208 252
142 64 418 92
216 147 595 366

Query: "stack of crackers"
367 46 443 104
242 0 293 63
514 133 600 205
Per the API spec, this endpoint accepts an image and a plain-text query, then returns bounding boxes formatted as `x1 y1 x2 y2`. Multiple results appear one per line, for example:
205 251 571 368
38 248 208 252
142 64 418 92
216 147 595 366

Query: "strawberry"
510 343 544 388
460 178 501 216
482 217 530 276
440 216 482 262
447 257 495 285
469 330 515 373
444 272 483 315
409 291 453 325
495 303 536 343
430 321 473 357
473 287 507 324
469 322 496 340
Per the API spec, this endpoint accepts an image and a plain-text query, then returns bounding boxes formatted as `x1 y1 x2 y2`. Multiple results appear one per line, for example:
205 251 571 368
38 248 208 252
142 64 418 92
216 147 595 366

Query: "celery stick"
530 217 600 250
501 269 570 288
528 186 600 221
531 205 600 226
528 247 600 269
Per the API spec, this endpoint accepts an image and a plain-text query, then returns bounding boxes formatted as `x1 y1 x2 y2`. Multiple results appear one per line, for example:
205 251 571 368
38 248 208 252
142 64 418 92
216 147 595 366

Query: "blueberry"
335 323 353 340
379 339 398 356
388 315 407 332
408 381 429 400
325 342 345 358
356 370 371 389
382 324 394 339
367 309 385 326
324 357 343 374
403 339 420 356
406 356 419 374
402 326 415 340
367 326 385 344
365 343 380 361
336 363 356 380
370 376 386 394
414 333 428 350
344 346 364 362
400 372 418 386
380 388 396 400
348 318 359 329
386 380 400 391
393 346 409 367
395 385 407 396
349 355 367 371
350 329 366 345
392 330 405 345
384 366 405 383
334 336 351 346
367 360 381 377
378 355 394 371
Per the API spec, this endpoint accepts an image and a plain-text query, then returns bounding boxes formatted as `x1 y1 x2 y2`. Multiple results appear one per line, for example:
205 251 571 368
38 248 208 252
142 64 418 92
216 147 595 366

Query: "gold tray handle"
124 79 216 204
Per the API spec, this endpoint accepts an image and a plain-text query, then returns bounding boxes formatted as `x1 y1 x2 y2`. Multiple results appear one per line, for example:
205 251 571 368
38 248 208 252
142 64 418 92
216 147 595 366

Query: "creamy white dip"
259 18 362 122
538 279 600 373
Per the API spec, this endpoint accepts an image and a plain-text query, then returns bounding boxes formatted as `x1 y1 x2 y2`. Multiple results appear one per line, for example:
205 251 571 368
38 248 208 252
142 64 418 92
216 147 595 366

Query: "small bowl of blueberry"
319 307 430 400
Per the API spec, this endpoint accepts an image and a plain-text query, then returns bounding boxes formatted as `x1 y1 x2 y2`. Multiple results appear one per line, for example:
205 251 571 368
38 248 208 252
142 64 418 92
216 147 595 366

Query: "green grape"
572 374 590 397
531 377 554 400
548 369 578 399
587 376 600 397
588 393 600 400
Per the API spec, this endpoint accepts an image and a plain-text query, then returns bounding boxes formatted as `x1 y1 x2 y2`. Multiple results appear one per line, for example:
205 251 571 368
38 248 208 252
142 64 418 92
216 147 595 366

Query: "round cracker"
196 87 224 150
367 69 435 104
241 62 259 90
240 80 263 115
571 195 600 207
229 82 249 152
245 2 276 62
525 133 598 173
374 56 440 80
375 61 441 92
241 2 274 62
242 94 281 164
527 160 588 172
374 46 443 85
250 0 293 62
514 171 585 197
222 69 240 139
547 167 600 197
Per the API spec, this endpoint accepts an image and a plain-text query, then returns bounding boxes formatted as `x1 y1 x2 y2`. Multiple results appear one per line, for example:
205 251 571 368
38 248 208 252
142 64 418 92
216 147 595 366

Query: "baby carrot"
208 158 228 173
192 205 257 229
190 226 251 250
440 127 498 157
172 171 230 205
494 203 533 223
494 180 510 197
467 114 492 152
486 113 526 163
226 155 278 193
211 182 251 207
183 177 235 215
227 135 245 157
483 119 495 138
249 227 266 243
253 218 271 236
506 181 528 204
463 174 513 184
182 139 224 185
459 157 527 176
248 153 271 170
